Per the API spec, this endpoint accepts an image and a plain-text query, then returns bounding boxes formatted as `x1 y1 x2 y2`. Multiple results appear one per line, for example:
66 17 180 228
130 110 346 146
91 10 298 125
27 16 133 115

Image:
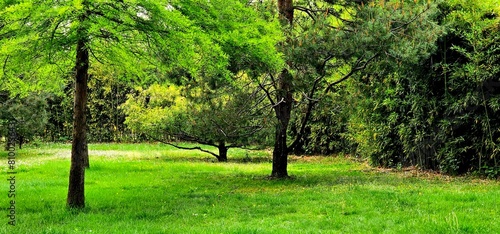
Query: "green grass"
1 143 499 233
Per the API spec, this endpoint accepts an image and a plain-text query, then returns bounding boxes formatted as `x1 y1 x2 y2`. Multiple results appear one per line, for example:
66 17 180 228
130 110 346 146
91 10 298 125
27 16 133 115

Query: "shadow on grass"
157 155 273 164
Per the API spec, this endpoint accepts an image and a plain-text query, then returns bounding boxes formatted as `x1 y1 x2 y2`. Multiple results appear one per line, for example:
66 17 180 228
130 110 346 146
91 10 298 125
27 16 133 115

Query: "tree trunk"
278 0 294 25
270 0 294 178
271 69 293 178
217 142 228 162
18 135 23 149
67 10 89 209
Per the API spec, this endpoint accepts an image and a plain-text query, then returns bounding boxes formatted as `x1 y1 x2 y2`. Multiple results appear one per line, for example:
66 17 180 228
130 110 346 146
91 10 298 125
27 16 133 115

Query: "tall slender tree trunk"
18 135 23 149
67 8 89 209
271 0 294 178
271 69 293 178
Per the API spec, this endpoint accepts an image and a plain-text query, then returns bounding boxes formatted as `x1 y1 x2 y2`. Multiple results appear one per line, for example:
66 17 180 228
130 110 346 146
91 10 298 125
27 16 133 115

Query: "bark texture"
217 142 228 162
271 0 294 178
67 11 89 208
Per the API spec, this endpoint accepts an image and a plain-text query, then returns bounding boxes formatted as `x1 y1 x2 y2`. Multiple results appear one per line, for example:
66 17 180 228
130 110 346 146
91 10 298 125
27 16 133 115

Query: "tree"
0 92 49 149
122 82 272 162
256 0 442 178
0 0 225 209
119 0 281 162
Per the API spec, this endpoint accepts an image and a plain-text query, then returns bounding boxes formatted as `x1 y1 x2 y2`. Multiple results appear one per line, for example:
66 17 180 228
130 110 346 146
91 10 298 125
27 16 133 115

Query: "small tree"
120 0 282 161
122 82 272 162
0 92 49 149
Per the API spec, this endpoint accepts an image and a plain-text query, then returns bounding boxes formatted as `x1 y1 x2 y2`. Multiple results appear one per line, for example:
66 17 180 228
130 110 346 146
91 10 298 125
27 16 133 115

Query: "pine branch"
325 52 379 93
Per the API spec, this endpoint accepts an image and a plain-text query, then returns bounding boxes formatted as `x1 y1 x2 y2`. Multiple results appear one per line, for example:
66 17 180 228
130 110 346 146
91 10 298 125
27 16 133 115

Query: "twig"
325 53 379 93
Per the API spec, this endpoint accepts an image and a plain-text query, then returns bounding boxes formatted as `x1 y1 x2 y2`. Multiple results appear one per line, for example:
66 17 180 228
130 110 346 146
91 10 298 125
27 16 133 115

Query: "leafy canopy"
0 0 240 95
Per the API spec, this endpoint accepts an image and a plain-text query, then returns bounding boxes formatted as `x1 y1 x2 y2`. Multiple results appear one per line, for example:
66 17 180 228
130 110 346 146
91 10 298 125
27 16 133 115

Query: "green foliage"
0 92 49 146
44 91 73 142
121 81 273 151
27 66 138 143
1 0 281 147
344 0 445 167
289 87 353 155
346 0 500 176
117 0 282 157
434 0 500 174
0 0 231 94
121 84 187 139
286 0 442 157
174 0 283 77
87 63 135 142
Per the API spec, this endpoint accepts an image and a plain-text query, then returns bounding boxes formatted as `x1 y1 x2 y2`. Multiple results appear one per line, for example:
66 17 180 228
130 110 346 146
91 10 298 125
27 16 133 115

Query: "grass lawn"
1 143 499 233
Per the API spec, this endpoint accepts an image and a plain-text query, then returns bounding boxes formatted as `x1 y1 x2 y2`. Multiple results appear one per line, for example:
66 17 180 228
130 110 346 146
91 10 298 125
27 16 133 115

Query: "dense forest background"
1 0 499 178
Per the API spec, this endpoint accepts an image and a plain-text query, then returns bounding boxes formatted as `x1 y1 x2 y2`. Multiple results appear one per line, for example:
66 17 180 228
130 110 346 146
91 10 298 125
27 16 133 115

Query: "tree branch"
2 55 9 76
174 131 219 148
390 5 431 34
288 74 324 151
148 133 220 159
89 47 105 64
164 142 220 158
293 6 316 21
259 78 276 106
325 53 379 93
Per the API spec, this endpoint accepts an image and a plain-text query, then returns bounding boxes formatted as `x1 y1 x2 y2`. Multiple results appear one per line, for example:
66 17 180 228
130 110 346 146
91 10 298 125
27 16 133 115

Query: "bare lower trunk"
217 142 228 162
18 135 23 149
271 123 289 178
67 20 89 209
271 69 293 178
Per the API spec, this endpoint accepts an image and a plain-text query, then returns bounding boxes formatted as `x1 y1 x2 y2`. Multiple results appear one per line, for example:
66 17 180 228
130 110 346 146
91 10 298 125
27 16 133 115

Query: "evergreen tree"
257 0 441 178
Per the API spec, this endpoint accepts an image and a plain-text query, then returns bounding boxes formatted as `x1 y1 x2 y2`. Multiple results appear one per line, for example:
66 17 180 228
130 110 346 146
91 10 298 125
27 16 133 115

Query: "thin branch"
293 6 316 21
89 47 105 64
318 54 335 76
2 55 9 76
325 53 379 93
259 80 276 106
164 142 220 158
390 5 431 33
48 19 64 61
301 91 320 103
272 97 285 108
148 134 220 158
175 131 219 148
